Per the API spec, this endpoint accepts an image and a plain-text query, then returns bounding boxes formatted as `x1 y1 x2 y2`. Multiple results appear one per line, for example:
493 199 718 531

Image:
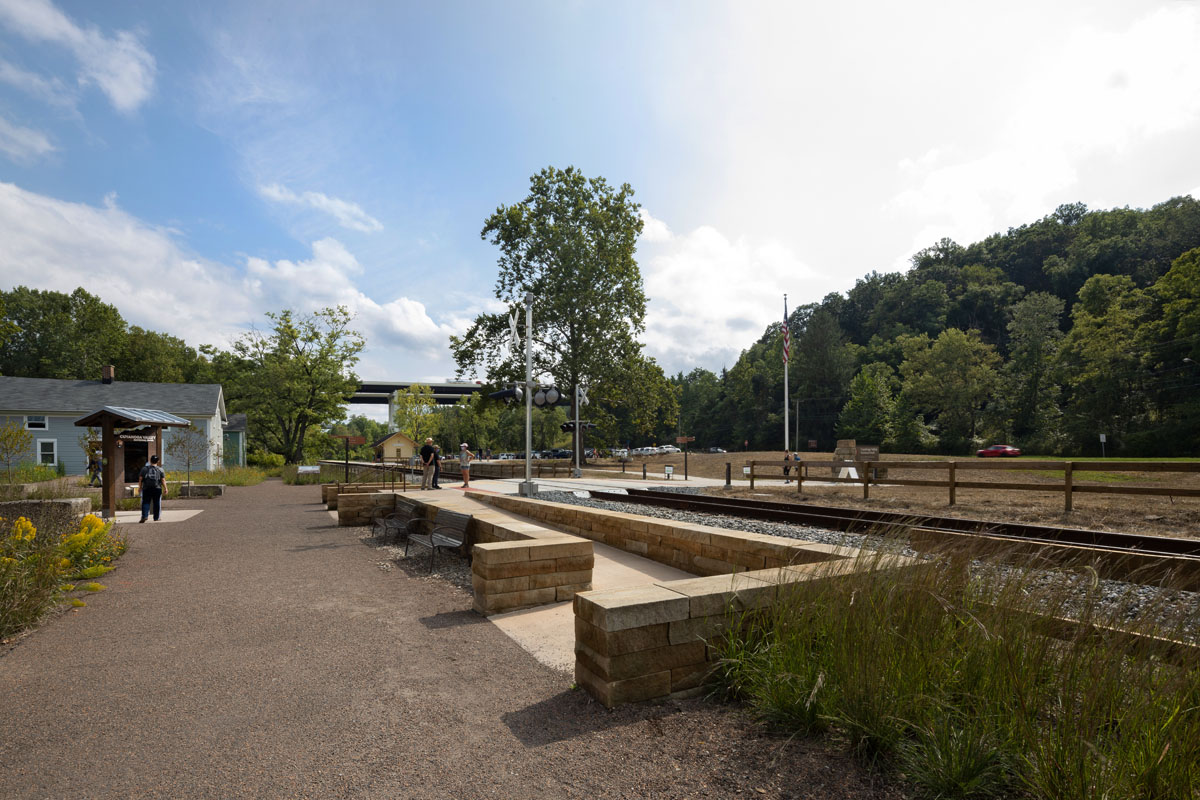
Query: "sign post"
332 434 367 481
676 435 695 480
1099 433 1107 459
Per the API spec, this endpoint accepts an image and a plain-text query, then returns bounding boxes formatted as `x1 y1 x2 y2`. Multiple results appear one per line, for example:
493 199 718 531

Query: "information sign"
675 436 695 444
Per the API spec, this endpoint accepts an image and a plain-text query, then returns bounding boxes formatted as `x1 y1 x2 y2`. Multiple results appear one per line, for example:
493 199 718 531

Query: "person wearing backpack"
139 454 168 523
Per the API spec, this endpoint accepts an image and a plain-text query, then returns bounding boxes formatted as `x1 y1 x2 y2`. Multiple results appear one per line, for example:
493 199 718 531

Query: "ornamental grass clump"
0 512 127 638
711 536 1200 800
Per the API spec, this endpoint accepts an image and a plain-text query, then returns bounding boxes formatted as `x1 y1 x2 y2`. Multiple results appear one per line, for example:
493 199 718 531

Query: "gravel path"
0 480 904 800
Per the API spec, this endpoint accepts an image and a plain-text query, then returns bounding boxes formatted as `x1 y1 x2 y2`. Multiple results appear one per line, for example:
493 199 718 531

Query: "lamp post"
520 291 537 497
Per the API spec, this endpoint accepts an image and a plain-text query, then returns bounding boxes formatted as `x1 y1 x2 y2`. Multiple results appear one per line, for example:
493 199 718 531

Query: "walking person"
87 455 102 487
431 444 442 489
459 443 475 488
138 454 167 523
420 438 436 490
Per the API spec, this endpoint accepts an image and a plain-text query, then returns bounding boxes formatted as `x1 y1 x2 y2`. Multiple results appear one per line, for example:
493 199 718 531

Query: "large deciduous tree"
900 328 1000 451
451 165 676 450
215 307 364 464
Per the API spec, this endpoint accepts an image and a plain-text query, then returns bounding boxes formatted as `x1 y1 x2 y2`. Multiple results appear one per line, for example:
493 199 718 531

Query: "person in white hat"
458 443 475 488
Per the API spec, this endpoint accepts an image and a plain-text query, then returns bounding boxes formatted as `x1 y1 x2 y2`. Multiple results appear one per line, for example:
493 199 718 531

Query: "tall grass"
712 540 1200 799
164 466 269 487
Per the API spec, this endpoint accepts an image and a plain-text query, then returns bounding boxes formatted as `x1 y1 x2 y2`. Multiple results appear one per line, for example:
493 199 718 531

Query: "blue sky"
2 0 1199 420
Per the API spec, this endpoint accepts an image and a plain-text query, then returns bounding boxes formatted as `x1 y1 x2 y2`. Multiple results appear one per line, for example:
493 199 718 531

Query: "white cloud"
0 182 458 378
637 210 848 374
0 57 75 107
887 5 1200 251
0 0 155 112
0 115 54 162
259 183 384 233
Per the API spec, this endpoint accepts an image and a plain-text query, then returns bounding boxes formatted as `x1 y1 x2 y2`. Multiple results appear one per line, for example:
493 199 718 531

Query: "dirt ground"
592 451 1200 538
1 480 908 800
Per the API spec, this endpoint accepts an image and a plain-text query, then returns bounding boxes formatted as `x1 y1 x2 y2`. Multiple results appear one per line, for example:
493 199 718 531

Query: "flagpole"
783 294 789 454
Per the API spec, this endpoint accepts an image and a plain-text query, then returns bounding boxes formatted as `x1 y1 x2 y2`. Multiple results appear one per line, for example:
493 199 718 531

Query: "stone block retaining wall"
575 557 923 707
476 494 850 575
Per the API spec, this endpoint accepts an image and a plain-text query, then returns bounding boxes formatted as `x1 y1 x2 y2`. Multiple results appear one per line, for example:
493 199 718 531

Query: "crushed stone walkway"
0 480 902 800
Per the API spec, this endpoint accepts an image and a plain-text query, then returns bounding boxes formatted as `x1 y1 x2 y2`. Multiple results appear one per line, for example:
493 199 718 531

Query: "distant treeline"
673 196 1200 456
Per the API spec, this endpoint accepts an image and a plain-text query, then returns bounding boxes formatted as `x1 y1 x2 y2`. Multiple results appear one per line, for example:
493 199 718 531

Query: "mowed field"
588 450 1200 538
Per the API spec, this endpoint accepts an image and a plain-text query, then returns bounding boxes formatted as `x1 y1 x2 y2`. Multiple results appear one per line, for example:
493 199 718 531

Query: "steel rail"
586 487 1200 559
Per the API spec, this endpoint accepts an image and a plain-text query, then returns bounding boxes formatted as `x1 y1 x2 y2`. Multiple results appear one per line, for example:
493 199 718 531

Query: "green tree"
0 287 126 379
837 363 896 444
1058 275 1153 450
391 384 438 444
165 424 215 488
900 328 1000 450
0 418 33 482
213 307 365 464
998 292 1065 448
451 166 664 458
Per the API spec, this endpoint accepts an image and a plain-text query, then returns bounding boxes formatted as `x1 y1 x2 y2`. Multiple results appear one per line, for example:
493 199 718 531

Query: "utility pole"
520 291 537 497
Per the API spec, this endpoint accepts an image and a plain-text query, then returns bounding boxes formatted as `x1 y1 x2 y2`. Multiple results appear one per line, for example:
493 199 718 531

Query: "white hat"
460 443 469 448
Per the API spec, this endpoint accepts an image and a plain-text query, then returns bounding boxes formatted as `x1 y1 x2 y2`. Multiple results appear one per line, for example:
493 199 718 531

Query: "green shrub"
712 543 1200 799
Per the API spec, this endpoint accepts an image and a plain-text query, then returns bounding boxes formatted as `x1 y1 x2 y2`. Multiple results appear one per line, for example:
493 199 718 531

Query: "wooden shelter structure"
74 406 191 518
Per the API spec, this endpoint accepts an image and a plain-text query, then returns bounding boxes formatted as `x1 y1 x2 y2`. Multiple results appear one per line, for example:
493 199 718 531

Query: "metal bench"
370 497 425 545
404 509 471 573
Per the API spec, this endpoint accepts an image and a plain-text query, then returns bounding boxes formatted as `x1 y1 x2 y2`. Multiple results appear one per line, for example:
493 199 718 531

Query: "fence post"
1064 462 1073 513
642 463 646 480
725 462 731 488
862 462 870 500
797 461 804 494
948 462 956 506
749 462 755 490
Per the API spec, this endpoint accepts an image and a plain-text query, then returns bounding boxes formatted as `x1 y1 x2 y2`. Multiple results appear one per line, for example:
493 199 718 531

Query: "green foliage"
713 547 1200 800
453 165 677 451
209 306 365 464
900 329 1001 451
391 384 438 444
1 512 127 638
837 363 895 444
163 466 269 487
0 418 33 483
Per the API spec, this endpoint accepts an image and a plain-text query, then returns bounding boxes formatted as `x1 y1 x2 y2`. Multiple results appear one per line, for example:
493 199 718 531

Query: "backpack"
143 465 163 490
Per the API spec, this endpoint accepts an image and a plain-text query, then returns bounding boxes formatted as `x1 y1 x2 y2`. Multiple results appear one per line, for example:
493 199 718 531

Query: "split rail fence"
745 459 1200 512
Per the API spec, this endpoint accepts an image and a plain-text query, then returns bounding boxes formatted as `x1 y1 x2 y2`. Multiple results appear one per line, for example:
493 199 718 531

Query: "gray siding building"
0 370 227 476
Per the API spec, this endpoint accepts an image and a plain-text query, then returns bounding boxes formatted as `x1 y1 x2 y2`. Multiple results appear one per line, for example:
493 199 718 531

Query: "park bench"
370 496 425 545
404 509 471 573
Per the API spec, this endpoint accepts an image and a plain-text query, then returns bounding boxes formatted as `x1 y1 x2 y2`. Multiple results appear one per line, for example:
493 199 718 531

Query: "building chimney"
101 365 115 384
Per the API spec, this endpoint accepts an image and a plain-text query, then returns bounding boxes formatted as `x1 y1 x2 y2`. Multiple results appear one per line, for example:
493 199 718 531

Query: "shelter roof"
74 406 192 428
372 431 417 448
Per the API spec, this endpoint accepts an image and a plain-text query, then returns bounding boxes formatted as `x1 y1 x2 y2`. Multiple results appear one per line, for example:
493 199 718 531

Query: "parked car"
660 445 681 454
613 448 629 459
707 446 726 454
977 444 1022 457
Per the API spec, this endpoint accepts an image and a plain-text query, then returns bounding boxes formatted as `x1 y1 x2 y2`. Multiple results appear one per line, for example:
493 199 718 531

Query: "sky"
1 0 1199 421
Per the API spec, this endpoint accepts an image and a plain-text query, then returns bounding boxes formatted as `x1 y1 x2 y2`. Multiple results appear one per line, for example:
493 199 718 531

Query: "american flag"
782 297 790 365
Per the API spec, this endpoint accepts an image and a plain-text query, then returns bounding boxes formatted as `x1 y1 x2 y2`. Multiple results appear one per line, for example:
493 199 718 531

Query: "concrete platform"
108 509 204 525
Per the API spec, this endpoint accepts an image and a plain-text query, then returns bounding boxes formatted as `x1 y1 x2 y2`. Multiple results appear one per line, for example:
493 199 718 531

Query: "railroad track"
586 488 1200 589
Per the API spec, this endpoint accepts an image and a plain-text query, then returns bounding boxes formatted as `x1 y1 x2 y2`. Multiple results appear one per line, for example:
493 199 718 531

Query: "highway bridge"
349 380 484 406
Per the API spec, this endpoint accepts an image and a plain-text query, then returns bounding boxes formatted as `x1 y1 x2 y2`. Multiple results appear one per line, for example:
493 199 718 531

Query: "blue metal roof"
74 406 192 428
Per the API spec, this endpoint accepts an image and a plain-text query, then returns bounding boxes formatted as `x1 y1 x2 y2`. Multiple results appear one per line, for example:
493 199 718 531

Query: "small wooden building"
372 431 418 461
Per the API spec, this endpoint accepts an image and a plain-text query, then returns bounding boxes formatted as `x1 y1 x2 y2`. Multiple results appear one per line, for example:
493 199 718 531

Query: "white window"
25 415 47 430
37 439 57 465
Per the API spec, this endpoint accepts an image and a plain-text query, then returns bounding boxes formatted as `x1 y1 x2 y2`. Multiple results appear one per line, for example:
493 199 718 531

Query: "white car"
613 448 629 459
660 445 681 454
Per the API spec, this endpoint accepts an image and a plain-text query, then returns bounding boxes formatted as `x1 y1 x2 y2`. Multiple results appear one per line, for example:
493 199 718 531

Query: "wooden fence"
745 459 1200 512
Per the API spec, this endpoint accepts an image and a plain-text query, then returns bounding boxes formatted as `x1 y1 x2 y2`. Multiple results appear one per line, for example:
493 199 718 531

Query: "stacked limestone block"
575 558 920 707
337 490 404 526
322 483 396 509
832 438 857 477
476 494 849 577
472 537 594 615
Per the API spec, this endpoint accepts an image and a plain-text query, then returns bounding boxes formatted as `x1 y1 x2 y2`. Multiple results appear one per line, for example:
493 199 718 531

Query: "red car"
977 444 1021 457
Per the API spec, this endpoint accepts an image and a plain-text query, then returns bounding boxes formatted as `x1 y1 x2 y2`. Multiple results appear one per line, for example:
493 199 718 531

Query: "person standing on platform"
459 443 475 488
783 450 792 484
138 454 167 523
420 438 436 490
431 443 442 489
